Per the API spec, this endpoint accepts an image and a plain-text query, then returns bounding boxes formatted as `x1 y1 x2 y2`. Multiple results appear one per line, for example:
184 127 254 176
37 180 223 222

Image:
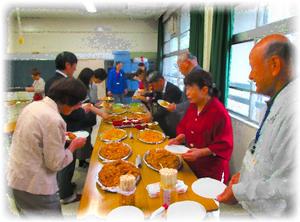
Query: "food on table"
138 129 165 144
99 142 131 161
101 128 127 142
67 132 76 140
98 160 141 187
145 149 181 170
110 103 127 114
100 96 114 102
128 103 145 113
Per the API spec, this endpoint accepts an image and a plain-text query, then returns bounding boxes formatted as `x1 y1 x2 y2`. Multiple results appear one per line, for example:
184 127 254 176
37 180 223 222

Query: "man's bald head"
251 34 293 65
249 34 294 97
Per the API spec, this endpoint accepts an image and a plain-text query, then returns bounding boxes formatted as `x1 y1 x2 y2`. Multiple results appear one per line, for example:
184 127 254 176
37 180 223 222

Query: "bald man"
217 34 297 217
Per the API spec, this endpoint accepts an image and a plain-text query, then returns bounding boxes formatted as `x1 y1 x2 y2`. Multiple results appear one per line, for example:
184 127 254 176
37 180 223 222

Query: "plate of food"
97 160 141 192
98 142 132 162
143 149 182 172
104 114 126 124
128 103 146 113
100 96 114 102
100 128 127 142
110 103 127 115
137 129 166 144
164 145 190 154
157 99 170 109
66 131 89 140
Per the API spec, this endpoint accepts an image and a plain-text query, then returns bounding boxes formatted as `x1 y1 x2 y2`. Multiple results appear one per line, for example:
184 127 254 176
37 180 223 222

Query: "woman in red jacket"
168 70 233 184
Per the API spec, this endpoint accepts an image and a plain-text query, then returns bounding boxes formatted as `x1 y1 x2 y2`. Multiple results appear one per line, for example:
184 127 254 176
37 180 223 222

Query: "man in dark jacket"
147 71 182 137
45 51 78 95
45 51 83 204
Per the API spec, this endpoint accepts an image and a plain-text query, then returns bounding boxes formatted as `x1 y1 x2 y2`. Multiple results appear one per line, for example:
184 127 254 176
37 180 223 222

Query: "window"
162 8 190 91
227 4 296 124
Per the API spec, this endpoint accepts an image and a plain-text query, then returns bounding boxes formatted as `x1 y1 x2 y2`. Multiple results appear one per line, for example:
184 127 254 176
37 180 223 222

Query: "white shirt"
162 80 168 94
56 69 68 78
32 77 45 95
7 97 73 195
232 79 299 217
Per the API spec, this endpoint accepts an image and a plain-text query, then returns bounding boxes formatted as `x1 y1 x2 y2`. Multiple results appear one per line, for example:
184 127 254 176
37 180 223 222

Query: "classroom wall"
230 115 257 174
7 16 158 59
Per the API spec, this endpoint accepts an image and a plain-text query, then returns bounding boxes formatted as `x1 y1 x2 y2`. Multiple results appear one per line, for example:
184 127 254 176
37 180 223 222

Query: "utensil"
135 155 142 168
129 131 133 139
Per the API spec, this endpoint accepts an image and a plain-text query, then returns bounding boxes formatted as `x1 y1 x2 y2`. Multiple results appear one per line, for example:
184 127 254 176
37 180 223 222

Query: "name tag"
244 150 257 172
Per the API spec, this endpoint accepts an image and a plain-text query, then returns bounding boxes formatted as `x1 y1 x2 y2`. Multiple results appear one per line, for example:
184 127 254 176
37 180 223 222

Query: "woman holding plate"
168 70 233 184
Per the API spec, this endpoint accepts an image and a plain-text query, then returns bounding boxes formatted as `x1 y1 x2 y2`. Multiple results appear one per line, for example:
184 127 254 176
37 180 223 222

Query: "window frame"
162 8 190 91
227 8 296 124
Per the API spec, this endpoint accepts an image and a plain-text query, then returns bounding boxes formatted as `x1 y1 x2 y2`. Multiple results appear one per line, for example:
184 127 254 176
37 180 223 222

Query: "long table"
77 121 218 219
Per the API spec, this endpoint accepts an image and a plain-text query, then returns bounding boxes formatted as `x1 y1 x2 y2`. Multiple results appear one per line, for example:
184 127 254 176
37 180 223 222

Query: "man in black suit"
44 51 78 95
147 71 182 137
45 51 83 204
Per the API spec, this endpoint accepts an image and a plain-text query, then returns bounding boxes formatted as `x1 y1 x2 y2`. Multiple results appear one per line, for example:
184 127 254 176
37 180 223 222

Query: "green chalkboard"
6 60 56 88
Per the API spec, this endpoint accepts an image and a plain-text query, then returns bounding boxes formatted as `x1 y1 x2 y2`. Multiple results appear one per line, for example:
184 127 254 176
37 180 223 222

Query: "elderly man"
217 34 297 217
147 71 182 137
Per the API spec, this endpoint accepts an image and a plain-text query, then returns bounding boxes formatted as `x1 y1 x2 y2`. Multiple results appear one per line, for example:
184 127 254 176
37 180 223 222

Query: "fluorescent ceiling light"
82 1 97 13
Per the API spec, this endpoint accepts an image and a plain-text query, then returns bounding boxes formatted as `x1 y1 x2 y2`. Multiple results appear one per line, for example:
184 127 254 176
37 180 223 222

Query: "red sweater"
177 97 233 184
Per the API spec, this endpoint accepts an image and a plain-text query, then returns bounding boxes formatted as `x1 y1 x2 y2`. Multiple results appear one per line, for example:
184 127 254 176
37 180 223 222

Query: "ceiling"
9 2 175 20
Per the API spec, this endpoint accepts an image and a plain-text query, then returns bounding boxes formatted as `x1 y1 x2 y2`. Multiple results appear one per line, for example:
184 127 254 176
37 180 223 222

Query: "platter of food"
100 128 127 142
143 149 182 172
98 142 132 162
97 160 141 192
137 129 166 144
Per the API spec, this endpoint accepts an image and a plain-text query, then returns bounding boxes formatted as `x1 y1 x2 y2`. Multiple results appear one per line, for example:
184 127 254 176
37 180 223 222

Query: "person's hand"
168 138 181 145
216 172 240 204
107 91 113 97
101 111 111 120
216 185 238 204
228 172 240 186
166 103 176 112
82 103 92 113
68 137 86 153
182 148 203 162
124 89 128 95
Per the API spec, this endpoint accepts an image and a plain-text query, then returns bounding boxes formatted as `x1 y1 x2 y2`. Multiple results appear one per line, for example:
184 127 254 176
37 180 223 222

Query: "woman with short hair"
7 78 87 216
168 70 233 184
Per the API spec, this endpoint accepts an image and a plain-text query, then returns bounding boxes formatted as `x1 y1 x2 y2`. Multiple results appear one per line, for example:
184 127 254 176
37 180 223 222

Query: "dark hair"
115 61 122 66
265 41 294 66
55 51 78 70
78 68 94 89
135 68 145 77
94 68 107 81
47 78 87 106
146 70 164 83
138 62 145 67
184 70 220 98
32 68 40 76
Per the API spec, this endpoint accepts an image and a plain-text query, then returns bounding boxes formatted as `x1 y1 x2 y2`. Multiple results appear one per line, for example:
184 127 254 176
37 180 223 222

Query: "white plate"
106 206 144 222
165 145 190 154
157 99 170 109
167 201 206 222
73 131 89 138
191 177 227 199
65 131 89 140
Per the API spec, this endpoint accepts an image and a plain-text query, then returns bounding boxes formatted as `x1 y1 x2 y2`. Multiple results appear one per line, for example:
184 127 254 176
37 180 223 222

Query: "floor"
6 116 250 220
